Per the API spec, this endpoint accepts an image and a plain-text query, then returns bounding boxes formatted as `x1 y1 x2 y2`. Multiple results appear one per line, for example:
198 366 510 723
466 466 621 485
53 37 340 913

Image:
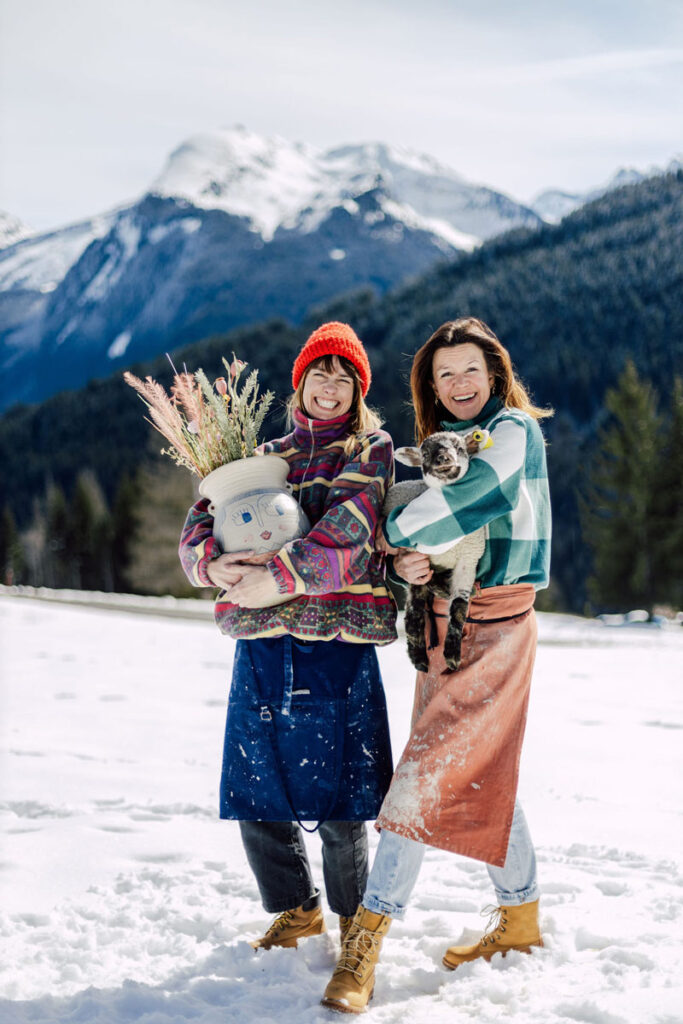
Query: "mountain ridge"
2 130 679 415
0 128 543 411
530 155 682 223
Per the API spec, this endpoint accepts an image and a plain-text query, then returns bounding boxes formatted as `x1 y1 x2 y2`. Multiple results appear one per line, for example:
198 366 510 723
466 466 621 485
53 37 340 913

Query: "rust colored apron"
376 583 537 867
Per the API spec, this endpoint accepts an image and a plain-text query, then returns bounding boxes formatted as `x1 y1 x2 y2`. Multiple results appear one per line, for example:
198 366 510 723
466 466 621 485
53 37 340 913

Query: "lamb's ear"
395 446 423 467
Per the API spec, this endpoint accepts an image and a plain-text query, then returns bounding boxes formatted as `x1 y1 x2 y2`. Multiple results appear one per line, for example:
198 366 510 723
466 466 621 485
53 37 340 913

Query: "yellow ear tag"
472 429 494 449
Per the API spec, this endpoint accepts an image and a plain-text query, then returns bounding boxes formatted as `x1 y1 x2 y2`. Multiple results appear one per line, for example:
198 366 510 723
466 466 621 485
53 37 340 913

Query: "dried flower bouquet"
124 356 274 478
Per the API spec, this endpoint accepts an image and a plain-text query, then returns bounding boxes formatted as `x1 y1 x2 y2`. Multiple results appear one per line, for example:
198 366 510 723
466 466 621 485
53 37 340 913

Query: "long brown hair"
410 318 552 443
287 354 383 450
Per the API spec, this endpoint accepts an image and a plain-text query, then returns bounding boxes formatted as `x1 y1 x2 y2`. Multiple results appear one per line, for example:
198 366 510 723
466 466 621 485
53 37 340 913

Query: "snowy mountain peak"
150 126 536 246
529 189 584 225
0 210 35 250
531 155 682 224
531 166 652 225
603 166 648 191
151 127 327 241
324 140 467 183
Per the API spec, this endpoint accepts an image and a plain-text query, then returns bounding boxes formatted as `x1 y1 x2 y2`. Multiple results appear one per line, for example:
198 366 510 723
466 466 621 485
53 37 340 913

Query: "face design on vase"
432 343 494 421
301 356 355 420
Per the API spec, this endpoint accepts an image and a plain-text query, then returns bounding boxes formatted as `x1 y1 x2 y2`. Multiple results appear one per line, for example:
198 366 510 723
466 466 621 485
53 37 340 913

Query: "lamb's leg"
442 563 477 672
404 585 429 672
443 598 468 671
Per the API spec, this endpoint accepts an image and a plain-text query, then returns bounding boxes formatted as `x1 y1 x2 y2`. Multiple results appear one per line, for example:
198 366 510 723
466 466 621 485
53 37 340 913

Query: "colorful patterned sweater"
384 396 551 590
179 408 398 644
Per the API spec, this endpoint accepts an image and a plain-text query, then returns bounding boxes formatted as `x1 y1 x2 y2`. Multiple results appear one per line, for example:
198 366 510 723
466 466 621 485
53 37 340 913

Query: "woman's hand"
239 550 278 566
393 550 433 585
375 519 399 555
227 566 283 608
206 549 280 588
206 551 256 588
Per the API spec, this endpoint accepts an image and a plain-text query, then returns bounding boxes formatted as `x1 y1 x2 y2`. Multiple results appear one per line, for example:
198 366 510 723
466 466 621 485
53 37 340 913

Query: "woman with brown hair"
322 317 552 1014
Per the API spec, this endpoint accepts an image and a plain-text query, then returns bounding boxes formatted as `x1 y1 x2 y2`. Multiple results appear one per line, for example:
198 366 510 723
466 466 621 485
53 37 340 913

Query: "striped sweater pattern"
179 408 398 644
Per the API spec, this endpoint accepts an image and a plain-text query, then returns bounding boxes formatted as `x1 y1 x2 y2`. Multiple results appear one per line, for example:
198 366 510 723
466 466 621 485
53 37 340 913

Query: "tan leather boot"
339 915 354 944
443 899 543 969
321 906 391 1014
250 903 326 950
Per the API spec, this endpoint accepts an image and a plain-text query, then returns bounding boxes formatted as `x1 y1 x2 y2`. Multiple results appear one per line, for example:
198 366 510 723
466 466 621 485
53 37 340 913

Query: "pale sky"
1 0 681 231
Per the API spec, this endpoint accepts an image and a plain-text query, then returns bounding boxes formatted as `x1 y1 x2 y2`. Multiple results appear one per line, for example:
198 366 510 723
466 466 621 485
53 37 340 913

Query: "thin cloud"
487 48 683 85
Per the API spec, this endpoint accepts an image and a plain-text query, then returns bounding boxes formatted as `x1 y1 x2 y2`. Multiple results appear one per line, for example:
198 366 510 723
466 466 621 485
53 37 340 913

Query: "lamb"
383 429 492 673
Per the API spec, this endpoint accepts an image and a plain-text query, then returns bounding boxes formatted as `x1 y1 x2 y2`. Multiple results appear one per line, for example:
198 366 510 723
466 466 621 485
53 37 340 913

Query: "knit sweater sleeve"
268 432 393 596
178 498 222 587
384 417 527 554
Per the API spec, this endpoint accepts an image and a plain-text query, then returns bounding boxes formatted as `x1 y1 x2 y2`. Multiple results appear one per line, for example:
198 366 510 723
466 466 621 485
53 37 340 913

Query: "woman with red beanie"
179 322 397 950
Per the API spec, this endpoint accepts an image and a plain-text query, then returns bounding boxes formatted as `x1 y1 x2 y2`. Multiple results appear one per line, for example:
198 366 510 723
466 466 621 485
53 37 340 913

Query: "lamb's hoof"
443 642 462 669
442 657 462 674
409 652 429 672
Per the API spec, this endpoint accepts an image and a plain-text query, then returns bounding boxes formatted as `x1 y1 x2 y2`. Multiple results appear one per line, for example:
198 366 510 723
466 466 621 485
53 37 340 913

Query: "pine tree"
124 462 197 596
22 497 48 587
45 483 71 588
68 471 112 591
0 505 25 585
652 378 683 610
582 361 663 612
110 474 138 592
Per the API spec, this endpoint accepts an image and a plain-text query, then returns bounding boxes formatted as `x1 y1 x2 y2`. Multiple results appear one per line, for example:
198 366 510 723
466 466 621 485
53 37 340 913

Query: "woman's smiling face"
301 356 355 420
432 342 494 421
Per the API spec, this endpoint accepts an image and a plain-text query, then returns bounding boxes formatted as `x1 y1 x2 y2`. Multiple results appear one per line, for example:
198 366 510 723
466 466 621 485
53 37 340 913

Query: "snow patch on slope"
0 211 120 292
107 331 132 359
81 216 141 303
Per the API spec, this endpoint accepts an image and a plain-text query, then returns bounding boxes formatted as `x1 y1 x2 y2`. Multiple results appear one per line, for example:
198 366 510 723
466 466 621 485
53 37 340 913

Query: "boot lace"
479 904 508 947
335 925 382 981
264 908 295 938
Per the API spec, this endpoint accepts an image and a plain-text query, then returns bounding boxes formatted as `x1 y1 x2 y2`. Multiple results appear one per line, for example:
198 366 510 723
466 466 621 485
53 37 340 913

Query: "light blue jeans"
363 800 539 920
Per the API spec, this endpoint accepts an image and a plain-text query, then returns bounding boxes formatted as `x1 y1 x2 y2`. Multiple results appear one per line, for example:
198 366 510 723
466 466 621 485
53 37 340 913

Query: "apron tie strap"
427 601 448 650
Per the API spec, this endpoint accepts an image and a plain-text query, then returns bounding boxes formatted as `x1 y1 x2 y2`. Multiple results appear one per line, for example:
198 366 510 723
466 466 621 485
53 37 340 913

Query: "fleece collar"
292 406 352 449
441 395 504 432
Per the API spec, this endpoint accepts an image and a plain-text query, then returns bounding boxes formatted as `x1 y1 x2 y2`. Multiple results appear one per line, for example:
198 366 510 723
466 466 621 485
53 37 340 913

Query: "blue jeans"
363 801 539 920
239 819 368 917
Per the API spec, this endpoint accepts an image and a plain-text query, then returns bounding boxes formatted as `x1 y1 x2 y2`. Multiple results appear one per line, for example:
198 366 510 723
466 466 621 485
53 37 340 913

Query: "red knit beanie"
291 322 371 397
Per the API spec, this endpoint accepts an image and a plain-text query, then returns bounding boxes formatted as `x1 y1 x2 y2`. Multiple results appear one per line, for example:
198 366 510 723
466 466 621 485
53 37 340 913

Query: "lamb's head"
395 429 492 489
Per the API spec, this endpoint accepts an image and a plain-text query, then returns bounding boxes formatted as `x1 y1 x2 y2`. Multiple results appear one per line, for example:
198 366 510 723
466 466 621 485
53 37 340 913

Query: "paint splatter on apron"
220 635 393 824
376 583 537 867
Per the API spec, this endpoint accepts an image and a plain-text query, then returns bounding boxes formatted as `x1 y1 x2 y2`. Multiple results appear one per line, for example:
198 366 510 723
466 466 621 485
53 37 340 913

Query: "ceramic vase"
198 455 310 555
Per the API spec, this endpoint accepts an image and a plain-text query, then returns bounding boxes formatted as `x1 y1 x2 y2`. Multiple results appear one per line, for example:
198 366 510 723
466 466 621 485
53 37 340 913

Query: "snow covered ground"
1 592 681 1024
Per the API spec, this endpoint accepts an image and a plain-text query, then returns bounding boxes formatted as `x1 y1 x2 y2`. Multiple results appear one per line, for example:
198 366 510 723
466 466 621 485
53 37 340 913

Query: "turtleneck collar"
440 395 504 432
292 405 352 449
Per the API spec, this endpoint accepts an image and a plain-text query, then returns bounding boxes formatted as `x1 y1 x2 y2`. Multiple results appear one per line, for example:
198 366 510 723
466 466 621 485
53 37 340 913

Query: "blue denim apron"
219 636 393 826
